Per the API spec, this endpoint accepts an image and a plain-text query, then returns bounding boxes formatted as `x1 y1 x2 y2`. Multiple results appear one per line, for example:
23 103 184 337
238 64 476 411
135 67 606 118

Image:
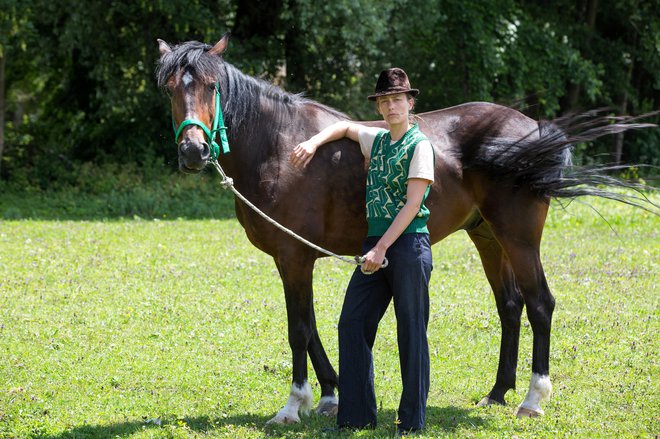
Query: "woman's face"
376 93 414 126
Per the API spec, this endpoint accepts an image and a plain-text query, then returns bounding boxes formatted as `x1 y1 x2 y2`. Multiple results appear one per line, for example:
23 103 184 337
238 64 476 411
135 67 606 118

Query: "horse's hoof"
316 404 338 416
315 396 338 416
514 406 544 418
476 396 504 407
266 411 300 425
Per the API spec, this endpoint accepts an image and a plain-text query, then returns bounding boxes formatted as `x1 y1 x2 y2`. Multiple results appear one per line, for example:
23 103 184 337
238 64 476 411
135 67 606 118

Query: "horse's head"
157 34 230 173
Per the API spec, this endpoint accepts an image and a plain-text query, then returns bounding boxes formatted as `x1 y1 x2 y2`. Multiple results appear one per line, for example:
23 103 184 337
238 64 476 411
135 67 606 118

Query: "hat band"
368 87 419 101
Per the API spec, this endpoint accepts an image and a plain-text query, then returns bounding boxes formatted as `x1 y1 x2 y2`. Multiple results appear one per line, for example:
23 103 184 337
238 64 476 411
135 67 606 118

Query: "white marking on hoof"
266 381 313 425
315 395 338 416
516 373 552 417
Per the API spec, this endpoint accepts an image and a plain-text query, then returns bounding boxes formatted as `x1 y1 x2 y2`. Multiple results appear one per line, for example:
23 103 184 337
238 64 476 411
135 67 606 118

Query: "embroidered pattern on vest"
366 125 429 225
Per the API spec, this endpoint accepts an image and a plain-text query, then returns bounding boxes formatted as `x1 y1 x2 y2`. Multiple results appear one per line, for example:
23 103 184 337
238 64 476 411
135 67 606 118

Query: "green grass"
0 195 657 438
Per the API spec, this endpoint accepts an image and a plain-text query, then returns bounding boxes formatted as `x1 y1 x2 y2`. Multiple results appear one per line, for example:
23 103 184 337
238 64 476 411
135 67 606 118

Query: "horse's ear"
209 32 231 56
157 39 172 56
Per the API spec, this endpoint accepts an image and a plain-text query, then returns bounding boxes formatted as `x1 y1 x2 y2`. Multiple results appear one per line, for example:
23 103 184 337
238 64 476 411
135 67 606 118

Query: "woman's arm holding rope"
360 178 431 274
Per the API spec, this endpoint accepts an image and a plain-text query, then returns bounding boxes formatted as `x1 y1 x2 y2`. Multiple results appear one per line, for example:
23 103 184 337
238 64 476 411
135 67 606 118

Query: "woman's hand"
290 140 319 169
359 178 431 274
361 244 387 274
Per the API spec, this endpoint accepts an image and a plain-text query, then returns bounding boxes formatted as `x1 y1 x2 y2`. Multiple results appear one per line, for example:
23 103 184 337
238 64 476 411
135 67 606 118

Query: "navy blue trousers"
337 233 432 431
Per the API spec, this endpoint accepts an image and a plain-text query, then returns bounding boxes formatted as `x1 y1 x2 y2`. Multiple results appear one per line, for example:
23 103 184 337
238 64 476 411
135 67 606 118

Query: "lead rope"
208 159 388 272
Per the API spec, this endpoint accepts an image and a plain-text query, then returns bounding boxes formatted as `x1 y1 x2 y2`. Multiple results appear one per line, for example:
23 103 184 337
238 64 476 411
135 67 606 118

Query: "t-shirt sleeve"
408 140 435 183
358 126 387 159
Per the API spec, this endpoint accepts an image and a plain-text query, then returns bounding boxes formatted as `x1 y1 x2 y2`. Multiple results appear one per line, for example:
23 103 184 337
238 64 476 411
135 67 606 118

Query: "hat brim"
367 88 419 101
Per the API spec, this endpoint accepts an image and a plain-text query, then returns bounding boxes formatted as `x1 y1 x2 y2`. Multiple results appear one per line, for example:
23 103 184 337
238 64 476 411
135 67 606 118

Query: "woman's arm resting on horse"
290 121 362 169
360 178 431 273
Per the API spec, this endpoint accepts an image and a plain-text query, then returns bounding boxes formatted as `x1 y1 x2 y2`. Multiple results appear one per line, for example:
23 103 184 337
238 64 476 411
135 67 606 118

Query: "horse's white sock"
269 381 313 423
518 373 552 414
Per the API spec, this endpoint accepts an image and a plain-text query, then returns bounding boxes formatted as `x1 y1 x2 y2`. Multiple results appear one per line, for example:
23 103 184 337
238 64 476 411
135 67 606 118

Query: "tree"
0 46 5 176
1 0 236 186
1 0 656 187
0 0 35 177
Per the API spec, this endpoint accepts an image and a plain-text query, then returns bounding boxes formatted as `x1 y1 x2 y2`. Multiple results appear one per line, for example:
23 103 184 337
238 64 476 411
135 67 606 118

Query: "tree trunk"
586 0 599 28
232 0 284 39
564 0 599 113
459 35 470 101
612 57 633 166
0 52 5 176
232 0 286 85
612 94 627 166
283 0 307 93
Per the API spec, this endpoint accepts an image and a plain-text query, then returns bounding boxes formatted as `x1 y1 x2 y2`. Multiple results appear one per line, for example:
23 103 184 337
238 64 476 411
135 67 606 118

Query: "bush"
0 162 235 220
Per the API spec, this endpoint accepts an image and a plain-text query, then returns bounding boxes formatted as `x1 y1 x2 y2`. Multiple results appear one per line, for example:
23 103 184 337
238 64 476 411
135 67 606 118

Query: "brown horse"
156 34 655 423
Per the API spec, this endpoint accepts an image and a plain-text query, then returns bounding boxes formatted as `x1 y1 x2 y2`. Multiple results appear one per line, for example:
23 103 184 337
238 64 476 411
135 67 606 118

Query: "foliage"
1 0 658 187
0 195 658 437
0 160 234 220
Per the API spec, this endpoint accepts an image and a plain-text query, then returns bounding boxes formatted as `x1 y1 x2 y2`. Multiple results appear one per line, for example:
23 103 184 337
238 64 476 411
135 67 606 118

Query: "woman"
290 68 434 434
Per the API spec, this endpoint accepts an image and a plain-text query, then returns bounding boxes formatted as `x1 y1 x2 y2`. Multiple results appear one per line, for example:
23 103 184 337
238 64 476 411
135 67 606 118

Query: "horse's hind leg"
467 222 524 406
500 240 554 417
482 197 555 417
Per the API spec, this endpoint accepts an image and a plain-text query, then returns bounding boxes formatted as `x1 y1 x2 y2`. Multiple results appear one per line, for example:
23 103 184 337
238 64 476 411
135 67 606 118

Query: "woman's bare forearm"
290 121 361 168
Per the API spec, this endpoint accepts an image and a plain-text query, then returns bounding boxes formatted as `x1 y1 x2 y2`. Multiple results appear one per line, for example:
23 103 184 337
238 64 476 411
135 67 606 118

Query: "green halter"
172 81 229 160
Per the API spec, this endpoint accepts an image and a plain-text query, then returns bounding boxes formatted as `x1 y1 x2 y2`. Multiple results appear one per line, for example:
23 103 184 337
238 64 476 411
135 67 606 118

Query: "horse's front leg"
266 249 337 424
307 304 339 416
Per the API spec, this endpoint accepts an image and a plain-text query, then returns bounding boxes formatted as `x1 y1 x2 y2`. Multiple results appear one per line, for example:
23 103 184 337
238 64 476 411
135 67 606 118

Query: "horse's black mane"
156 40 346 131
156 41 218 88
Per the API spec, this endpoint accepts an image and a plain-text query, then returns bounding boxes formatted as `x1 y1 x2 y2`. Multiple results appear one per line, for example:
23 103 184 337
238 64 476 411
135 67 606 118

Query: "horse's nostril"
179 140 209 159
200 142 210 159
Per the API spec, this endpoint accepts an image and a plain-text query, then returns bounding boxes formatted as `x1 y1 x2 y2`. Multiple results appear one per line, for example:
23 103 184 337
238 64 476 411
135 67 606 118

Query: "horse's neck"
219 94 284 192
219 64 347 191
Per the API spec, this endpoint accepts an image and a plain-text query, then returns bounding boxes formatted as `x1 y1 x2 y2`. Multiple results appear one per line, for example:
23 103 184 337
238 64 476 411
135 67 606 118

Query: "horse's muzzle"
178 140 210 173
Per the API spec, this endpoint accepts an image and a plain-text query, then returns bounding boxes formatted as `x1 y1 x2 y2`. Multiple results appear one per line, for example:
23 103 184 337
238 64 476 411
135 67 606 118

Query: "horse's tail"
462 110 658 212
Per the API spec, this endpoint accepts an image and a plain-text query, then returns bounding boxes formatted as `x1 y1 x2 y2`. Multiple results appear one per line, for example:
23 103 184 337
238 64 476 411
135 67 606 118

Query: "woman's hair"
407 93 418 125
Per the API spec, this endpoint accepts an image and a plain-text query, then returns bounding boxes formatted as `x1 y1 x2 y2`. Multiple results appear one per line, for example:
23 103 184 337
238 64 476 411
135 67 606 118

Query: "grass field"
0 193 658 438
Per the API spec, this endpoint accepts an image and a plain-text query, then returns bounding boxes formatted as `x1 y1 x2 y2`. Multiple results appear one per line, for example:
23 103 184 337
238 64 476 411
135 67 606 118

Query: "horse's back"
415 102 542 242
417 102 539 150
278 101 542 254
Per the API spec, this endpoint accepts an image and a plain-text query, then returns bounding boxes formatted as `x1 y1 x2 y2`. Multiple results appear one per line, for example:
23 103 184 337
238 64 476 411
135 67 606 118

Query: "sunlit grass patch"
0 194 657 438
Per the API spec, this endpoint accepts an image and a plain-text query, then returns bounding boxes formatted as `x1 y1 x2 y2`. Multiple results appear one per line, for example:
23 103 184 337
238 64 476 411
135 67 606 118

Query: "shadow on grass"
33 413 271 439
425 405 490 434
34 406 490 438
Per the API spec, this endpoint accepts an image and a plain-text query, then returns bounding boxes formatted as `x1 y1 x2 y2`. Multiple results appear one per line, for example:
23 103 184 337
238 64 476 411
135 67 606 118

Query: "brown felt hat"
367 68 419 101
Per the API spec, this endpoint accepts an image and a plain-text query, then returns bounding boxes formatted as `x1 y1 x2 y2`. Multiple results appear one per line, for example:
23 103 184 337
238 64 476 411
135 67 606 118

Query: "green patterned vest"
366 124 432 237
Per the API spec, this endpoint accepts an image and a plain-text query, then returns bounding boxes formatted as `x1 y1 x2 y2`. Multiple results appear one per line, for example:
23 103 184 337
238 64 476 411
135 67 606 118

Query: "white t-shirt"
358 126 435 183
